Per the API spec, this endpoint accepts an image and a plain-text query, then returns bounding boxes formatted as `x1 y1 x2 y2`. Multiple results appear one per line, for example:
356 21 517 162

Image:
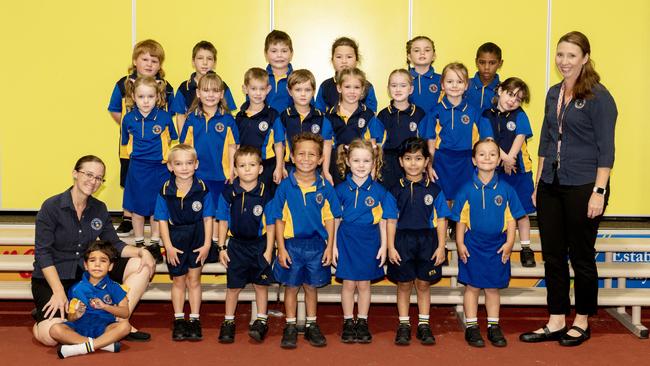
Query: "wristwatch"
593 186 606 195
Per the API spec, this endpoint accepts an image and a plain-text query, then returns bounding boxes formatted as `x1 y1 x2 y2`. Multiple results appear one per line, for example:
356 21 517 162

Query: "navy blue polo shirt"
315 77 378 112
154 175 215 225
373 103 433 150
408 66 442 114
482 107 534 173
390 176 451 230
171 71 237 114
265 64 293 113
235 102 281 160
120 107 178 162
465 72 500 114
326 104 380 147
275 105 333 158
215 179 273 240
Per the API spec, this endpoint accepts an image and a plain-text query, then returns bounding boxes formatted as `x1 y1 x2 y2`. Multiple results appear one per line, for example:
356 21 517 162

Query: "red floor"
1 300 649 366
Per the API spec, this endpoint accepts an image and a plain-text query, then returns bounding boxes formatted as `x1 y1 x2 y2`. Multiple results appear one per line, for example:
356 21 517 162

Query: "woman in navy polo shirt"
520 31 617 346
32 155 156 346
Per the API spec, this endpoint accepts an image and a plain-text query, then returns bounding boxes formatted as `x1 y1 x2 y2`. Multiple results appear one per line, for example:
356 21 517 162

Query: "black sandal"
519 325 567 343
559 325 590 347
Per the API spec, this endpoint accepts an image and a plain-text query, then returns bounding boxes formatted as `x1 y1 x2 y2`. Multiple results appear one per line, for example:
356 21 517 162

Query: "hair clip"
343 145 350 151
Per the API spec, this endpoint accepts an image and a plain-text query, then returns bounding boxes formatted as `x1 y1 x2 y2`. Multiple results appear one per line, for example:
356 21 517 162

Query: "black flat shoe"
125 330 151 342
519 325 567 343
559 326 590 347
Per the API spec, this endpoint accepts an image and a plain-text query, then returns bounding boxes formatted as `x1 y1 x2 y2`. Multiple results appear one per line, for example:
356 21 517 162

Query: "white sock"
189 313 200 320
358 314 368 320
520 240 531 248
59 338 94 358
305 316 317 326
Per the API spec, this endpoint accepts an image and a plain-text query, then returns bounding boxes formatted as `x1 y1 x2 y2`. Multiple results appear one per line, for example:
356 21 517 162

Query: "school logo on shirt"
253 205 263 216
192 201 202 212
215 122 225 133
258 121 269 132
506 121 517 131
575 99 585 109
358 118 366 129
409 121 417 132
90 218 103 231
365 196 375 207
429 84 438 93
152 125 162 134
424 194 433 206
311 124 321 134
102 294 113 305
494 195 504 206
315 193 324 204
461 115 470 124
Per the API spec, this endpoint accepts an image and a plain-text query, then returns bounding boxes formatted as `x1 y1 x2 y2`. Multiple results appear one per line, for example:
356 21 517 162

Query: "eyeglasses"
77 170 106 184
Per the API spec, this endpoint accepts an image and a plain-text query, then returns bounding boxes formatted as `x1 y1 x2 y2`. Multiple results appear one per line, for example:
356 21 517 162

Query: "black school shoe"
355 318 372 343
248 319 269 342
116 219 133 237
394 323 411 345
218 321 236 343
125 330 151 342
519 325 567 343
341 319 356 343
487 325 507 347
304 323 327 347
520 247 536 267
172 319 187 341
559 326 590 347
281 323 298 349
146 244 164 264
416 324 436 345
465 325 485 347
186 319 203 341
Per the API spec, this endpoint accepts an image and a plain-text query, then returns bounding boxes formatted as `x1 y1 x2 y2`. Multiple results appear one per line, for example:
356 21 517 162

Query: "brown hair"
128 39 166 78
125 76 167 110
388 68 413 87
74 155 106 172
291 132 324 157
192 40 217 59
335 67 368 103
264 30 293 52
244 67 269 86
234 145 263 164
336 138 383 180
406 36 435 66
287 69 316 90
331 37 361 64
498 77 530 104
84 241 118 263
441 62 469 84
187 73 229 115
472 137 499 157
557 31 601 99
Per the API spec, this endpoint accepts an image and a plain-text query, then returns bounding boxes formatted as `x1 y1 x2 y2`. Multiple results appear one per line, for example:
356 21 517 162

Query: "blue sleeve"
507 185 526 220
214 191 230 221
315 83 327 112
381 189 398 219
516 110 533 138
202 192 215 218
321 117 333 140
263 203 275 226
108 83 123 112
171 90 187 115
179 116 191 143
107 279 127 305
325 184 343 218
427 108 439 139
167 114 178 140
434 189 451 219
267 181 287 223
365 83 378 112
368 116 385 142
67 282 84 302
272 116 285 143
228 116 240 144
120 118 130 145
478 116 494 139
450 188 466 222
420 113 434 139
153 194 169 221
225 87 237 112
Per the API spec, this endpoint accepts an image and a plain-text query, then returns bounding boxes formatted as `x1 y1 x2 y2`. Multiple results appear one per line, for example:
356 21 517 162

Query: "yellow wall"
1 0 648 215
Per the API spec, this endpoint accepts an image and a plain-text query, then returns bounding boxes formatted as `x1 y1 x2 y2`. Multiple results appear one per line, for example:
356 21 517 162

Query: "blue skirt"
433 148 473 201
123 159 170 216
458 230 510 289
336 222 384 281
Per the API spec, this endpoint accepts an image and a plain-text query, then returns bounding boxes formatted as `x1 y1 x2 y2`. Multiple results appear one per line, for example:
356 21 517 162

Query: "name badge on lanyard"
555 83 572 170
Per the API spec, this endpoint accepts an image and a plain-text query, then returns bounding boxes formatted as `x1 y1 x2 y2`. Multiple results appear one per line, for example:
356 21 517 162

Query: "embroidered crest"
90 218 103 231
102 294 113 305
575 99 585 109
192 201 202 212
215 122 225 132
424 194 433 206
364 196 375 207
506 121 517 131
461 115 470 124
494 195 504 206
253 205 263 216
258 121 269 132
315 193 324 204
409 121 417 132
311 124 321 134
429 84 439 93
152 125 162 134
357 118 366 128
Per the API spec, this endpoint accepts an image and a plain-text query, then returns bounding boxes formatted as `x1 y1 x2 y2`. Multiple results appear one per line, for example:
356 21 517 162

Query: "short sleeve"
315 83 327 112
171 90 187 115
224 86 237 112
272 116 285 143
434 189 451 219
368 116 385 142
108 83 123 113
202 192 215 218
214 191 231 221
420 113 434 140
107 280 127 305
364 83 378 112
321 118 334 141
478 116 494 139
325 184 343 218
380 190 398 219
515 110 533 138
507 185 526 220
228 116 240 144
153 194 170 221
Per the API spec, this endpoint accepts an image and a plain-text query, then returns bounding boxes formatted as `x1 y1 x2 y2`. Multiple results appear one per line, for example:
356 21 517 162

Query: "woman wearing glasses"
32 155 156 346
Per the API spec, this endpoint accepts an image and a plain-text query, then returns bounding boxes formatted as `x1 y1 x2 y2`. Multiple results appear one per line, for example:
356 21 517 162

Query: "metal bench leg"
250 300 258 325
606 307 649 339
297 299 306 332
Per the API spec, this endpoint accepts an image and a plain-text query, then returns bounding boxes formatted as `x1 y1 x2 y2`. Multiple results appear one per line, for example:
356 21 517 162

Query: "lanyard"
555 83 572 169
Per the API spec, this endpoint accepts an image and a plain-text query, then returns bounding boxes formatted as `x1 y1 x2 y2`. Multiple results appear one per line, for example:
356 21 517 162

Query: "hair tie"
372 144 378 150
343 145 350 151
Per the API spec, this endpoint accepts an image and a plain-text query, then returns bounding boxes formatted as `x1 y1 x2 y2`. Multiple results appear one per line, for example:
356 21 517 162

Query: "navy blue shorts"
273 237 331 288
387 229 442 283
166 222 205 277
226 236 274 289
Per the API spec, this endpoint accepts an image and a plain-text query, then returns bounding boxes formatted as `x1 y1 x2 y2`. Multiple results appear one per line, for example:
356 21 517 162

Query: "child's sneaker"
340 319 356 343
465 325 485 347
355 318 372 343
172 319 187 341
186 319 203 341
394 323 411 345
280 323 298 349
248 319 269 342
146 244 164 264
487 325 507 347
304 323 327 347
416 324 436 345
520 247 536 267
116 219 133 237
218 321 236 343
